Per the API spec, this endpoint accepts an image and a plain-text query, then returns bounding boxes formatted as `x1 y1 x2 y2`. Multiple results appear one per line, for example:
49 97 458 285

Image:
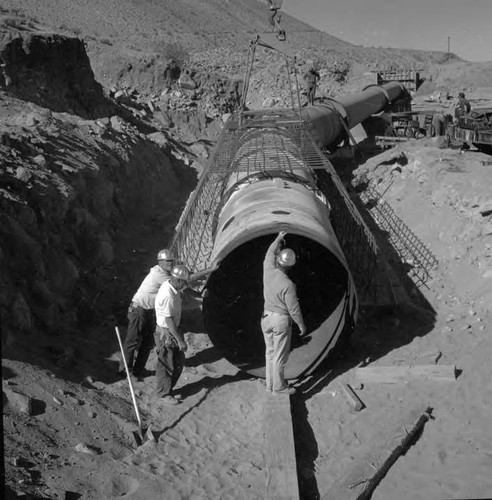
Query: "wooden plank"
355 365 457 384
322 405 432 500
263 395 300 500
340 384 365 412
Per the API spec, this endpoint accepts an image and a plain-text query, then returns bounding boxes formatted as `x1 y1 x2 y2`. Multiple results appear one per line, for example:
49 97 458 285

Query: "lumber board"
263 395 300 500
355 364 457 384
322 405 432 500
340 384 365 412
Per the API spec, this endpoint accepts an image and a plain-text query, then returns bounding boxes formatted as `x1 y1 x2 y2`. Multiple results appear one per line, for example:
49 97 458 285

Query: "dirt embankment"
0 31 208 367
0 30 223 499
0 32 116 118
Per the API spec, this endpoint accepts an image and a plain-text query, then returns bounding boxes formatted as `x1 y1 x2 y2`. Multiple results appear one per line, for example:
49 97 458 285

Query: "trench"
203 233 349 378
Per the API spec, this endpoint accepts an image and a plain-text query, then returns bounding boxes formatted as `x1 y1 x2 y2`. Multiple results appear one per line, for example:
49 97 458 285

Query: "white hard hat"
277 248 296 268
157 249 174 261
171 264 190 281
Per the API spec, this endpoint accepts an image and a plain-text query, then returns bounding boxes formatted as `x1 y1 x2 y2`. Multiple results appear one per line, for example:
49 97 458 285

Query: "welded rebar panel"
360 186 438 288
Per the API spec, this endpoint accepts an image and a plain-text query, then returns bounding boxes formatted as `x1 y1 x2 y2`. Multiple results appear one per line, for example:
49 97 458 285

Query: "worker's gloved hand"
299 324 307 337
178 341 188 353
277 230 287 243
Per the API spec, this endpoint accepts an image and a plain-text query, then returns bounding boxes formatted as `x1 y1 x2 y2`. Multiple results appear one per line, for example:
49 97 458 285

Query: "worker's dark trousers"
120 305 155 375
154 326 185 397
307 84 316 105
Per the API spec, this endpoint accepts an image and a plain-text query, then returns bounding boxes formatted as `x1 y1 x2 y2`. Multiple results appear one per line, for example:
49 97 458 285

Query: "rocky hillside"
0 0 463 99
1 0 353 52
0 29 231 353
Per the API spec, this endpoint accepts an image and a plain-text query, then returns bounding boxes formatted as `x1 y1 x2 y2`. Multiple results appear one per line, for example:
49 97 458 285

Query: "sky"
280 0 492 62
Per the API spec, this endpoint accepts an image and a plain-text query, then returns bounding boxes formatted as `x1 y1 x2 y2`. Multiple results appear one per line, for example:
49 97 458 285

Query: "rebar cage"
171 109 379 296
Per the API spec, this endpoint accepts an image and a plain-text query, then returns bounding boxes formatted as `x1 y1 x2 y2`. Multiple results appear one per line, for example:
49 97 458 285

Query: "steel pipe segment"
301 82 406 147
202 130 357 379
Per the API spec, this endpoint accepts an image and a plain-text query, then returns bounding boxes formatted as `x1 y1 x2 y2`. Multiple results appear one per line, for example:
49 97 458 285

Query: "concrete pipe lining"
203 233 351 379
202 172 357 379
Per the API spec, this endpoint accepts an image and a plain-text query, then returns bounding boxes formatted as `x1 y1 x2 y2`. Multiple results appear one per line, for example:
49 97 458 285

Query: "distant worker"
266 0 286 41
304 63 320 106
118 249 175 379
154 264 191 405
455 92 471 120
261 232 307 395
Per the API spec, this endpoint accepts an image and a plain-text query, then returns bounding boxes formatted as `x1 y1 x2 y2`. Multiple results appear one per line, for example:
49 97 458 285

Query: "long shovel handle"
114 325 142 432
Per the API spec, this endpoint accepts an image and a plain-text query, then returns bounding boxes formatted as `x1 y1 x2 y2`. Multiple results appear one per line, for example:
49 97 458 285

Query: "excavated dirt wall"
0 108 197 342
0 32 116 118
0 32 202 353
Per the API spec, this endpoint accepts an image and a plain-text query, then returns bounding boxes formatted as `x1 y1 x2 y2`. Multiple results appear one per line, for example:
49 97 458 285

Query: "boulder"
15 167 33 182
110 116 124 132
262 97 276 108
147 132 169 148
3 388 34 416
33 154 47 167
179 72 197 91
190 142 209 159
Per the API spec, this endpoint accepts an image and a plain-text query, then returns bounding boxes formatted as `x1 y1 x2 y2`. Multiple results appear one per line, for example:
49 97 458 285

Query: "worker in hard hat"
154 264 192 405
304 62 320 106
454 92 471 121
261 231 307 395
118 248 175 380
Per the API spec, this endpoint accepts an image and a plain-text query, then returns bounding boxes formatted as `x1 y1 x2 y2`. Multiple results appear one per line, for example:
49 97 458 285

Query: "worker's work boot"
160 395 181 405
273 385 296 395
133 368 153 381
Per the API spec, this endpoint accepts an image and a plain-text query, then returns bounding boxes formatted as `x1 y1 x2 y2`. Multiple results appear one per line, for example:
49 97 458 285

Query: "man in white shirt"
154 264 191 405
119 249 175 379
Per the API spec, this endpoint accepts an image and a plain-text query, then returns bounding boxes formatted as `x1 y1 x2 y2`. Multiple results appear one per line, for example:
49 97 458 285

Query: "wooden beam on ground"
322 405 432 500
340 384 365 412
375 135 409 147
263 394 300 500
355 365 457 384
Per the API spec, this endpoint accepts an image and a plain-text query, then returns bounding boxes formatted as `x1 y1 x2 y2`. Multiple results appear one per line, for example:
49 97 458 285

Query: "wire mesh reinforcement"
359 185 438 288
171 110 379 294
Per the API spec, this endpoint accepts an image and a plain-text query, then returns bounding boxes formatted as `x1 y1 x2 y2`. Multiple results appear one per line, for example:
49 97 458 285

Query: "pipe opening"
203 234 349 377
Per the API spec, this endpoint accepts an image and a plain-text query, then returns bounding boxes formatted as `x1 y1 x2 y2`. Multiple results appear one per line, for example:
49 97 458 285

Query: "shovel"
114 325 147 445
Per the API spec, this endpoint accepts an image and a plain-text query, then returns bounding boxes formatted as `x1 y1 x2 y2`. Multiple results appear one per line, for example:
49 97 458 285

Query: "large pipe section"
301 81 406 147
202 83 405 379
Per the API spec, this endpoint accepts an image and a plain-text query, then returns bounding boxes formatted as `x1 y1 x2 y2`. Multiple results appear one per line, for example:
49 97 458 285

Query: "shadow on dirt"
151 371 250 440
177 371 249 401
185 346 223 368
291 133 438 499
292 300 435 499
